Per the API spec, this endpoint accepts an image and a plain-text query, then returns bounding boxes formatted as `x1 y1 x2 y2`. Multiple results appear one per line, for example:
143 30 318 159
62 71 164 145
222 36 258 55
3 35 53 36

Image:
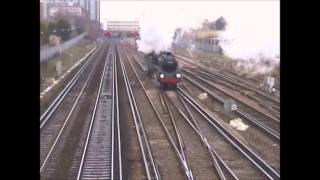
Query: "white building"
106 21 140 33
40 0 48 20
82 0 100 22
44 0 99 22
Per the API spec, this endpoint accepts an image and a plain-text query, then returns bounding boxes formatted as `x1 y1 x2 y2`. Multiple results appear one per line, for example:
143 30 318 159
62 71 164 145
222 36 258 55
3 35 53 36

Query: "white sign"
56 61 63 77
49 6 82 17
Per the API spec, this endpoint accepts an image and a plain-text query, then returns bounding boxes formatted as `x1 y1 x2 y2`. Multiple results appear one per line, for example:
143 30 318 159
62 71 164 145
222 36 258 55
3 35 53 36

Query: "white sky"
100 0 280 59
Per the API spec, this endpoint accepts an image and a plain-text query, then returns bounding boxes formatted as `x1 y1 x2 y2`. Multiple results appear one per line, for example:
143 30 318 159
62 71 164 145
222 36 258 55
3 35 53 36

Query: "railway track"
118 44 162 180
116 46 146 179
40 41 112 179
131 50 280 118
137 46 280 95
40 43 107 171
77 44 122 180
40 45 101 129
127 49 218 180
166 92 240 180
164 91 238 180
190 69 280 118
40 46 98 114
175 54 280 113
177 86 280 179
127 46 278 179
130 49 279 140
40 41 280 179
182 69 280 141
120 43 225 179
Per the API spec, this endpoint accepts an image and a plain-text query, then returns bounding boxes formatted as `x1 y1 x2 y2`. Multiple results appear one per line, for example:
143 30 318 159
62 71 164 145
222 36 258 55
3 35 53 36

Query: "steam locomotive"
145 51 182 89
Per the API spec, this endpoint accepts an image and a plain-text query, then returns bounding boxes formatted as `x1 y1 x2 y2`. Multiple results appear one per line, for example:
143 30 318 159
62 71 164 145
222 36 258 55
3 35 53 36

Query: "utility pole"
202 24 204 51
213 21 216 59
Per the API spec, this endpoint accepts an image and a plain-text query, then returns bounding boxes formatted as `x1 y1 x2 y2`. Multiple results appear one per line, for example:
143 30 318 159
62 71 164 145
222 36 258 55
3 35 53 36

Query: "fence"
40 33 87 62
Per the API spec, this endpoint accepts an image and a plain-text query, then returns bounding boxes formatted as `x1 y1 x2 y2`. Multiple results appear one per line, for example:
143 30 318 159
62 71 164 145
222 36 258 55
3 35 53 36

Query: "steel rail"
118 46 160 180
77 45 111 180
126 50 195 180
182 70 280 141
166 92 238 180
178 87 280 179
40 46 99 129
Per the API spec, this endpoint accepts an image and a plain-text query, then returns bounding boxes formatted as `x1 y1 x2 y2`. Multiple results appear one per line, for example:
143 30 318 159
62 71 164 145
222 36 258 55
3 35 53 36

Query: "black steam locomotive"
145 51 182 89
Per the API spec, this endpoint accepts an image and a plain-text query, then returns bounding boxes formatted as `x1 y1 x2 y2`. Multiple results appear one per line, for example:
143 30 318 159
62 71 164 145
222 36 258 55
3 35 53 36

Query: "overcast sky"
100 1 280 59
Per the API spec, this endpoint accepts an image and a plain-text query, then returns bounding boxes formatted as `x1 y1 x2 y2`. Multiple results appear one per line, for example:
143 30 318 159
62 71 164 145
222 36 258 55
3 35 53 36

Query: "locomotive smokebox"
144 51 182 89
158 52 178 73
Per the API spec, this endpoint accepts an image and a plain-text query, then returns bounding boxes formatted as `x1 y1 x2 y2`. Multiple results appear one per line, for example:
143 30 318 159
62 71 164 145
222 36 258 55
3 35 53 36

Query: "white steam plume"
137 11 175 53
232 55 279 76
217 2 280 75
136 8 186 54
101 1 279 76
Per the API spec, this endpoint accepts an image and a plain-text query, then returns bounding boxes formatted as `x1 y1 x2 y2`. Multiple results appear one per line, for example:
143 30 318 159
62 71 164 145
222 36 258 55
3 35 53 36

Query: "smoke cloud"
217 2 280 75
102 1 279 75
136 26 173 54
232 55 279 76
136 9 178 54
